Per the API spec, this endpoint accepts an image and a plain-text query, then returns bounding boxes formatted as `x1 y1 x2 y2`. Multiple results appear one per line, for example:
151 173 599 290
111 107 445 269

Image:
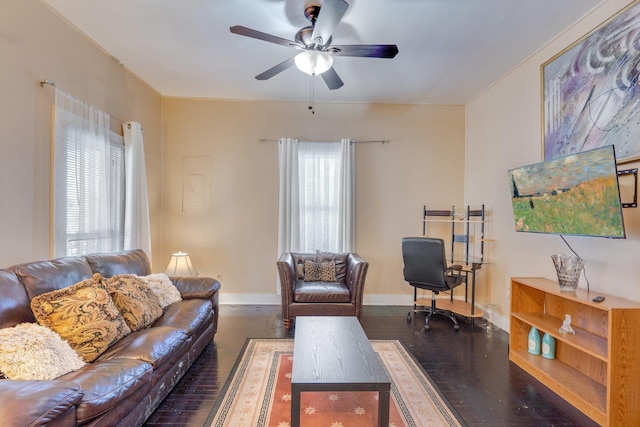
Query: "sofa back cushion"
85 249 150 278
15 256 94 301
291 253 316 280
286 252 349 284
316 251 348 283
1 250 150 330
0 269 34 328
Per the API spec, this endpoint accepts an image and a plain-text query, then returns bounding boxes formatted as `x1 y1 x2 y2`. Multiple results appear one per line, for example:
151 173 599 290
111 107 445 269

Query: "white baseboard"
219 293 280 305
219 293 415 306
364 294 414 305
218 293 509 332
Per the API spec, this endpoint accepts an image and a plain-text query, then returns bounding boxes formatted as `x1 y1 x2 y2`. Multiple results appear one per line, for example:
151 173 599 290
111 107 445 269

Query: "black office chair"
402 237 464 331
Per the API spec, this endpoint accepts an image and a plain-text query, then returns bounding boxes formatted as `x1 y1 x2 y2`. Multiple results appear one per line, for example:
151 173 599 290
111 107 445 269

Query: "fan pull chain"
308 76 315 114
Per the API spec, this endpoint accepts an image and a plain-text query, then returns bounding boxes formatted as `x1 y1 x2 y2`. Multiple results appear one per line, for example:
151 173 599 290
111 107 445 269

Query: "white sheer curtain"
52 90 123 257
123 122 152 262
278 138 301 255
277 138 355 256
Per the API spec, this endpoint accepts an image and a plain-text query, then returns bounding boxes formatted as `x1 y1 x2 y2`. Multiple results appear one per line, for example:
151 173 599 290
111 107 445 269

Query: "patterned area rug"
206 339 466 427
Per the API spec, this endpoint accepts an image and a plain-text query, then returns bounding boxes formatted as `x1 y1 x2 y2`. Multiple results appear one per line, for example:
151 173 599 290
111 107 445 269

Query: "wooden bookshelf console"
509 277 640 426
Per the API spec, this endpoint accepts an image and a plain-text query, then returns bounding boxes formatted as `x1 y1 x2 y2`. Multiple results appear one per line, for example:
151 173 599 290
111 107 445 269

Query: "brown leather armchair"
276 251 369 329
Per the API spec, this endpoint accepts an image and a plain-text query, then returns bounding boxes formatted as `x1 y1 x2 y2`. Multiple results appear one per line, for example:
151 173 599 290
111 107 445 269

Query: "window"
277 138 355 255
52 93 125 257
298 144 341 252
63 130 125 256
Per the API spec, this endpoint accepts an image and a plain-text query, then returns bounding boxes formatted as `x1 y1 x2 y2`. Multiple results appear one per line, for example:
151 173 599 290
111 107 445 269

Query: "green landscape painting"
508 146 625 238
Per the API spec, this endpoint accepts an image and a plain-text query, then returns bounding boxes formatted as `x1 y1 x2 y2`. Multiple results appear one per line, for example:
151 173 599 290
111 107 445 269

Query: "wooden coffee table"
291 316 391 427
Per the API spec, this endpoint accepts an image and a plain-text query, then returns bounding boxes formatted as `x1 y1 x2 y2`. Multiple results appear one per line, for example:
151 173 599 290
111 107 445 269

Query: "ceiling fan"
230 0 399 90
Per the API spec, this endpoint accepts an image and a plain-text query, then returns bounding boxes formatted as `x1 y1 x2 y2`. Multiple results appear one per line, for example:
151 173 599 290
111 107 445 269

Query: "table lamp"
164 251 198 277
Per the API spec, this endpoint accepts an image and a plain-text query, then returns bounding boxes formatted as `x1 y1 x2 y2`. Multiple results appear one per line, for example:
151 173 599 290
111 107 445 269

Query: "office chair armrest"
445 264 465 288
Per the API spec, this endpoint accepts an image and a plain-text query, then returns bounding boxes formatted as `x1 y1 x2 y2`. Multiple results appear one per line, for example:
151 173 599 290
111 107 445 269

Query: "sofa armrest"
170 276 220 300
346 253 369 316
170 276 220 332
276 253 295 304
0 380 84 427
276 253 297 326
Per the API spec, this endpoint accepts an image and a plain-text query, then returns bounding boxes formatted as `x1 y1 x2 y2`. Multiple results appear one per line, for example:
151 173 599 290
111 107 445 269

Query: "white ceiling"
41 0 602 105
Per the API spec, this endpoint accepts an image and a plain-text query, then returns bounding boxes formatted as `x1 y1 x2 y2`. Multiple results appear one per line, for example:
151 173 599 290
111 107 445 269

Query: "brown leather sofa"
0 249 220 427
276 252 369 329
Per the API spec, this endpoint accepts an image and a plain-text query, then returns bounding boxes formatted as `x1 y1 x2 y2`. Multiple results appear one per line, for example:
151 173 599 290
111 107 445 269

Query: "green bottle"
527 326 541 355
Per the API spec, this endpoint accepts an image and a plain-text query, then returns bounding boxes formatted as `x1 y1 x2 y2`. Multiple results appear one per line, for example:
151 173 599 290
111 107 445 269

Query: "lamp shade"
164 251 198 277
294 50 333 76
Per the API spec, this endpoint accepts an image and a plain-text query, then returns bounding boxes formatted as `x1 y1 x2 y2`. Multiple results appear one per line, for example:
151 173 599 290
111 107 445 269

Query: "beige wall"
2 0 464 307
0 0 163 267
466 0 640 330
161 99 465 303
14 0 633 326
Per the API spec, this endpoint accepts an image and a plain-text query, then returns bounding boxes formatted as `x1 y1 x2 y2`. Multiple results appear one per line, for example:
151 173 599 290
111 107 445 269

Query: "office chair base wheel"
407 312 412 322
453 324 460 331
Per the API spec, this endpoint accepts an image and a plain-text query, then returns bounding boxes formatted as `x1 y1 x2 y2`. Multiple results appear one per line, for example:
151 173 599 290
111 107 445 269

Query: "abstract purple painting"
543 1 640 163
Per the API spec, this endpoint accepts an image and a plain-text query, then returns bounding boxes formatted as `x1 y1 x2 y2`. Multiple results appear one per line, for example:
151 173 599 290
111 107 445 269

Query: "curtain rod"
259 138 388 144
40 80 142 132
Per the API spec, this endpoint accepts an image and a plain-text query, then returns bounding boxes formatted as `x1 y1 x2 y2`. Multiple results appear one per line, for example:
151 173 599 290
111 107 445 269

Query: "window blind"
63 130 125 255
52 91 126 258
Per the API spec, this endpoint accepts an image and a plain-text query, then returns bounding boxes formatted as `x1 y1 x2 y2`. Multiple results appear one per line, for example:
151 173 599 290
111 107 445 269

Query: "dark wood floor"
144 305 598 427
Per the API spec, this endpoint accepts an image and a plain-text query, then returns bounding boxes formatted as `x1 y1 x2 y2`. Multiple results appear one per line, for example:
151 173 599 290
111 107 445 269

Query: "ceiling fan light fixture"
294 50 333 76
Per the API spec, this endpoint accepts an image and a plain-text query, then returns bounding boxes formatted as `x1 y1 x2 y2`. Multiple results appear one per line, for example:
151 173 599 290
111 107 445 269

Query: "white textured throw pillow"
0 323 86 380
139 273 182 308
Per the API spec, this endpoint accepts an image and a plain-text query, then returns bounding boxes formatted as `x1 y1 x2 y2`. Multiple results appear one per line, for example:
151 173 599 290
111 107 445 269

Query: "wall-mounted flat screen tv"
508 145 625 238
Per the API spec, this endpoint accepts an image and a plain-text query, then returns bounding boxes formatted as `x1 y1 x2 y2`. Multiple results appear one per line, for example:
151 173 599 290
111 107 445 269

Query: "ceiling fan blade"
255 57 296 80
321 67 344 90
311 0 349 47
230 25 301 49
331 44 399 59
